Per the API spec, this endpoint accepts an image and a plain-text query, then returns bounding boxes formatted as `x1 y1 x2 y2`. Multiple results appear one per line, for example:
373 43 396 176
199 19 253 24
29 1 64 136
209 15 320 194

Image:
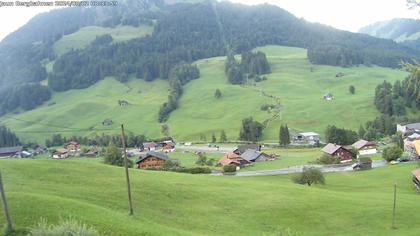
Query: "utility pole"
121 124 134 215
0 171 13 232
392 183 397 229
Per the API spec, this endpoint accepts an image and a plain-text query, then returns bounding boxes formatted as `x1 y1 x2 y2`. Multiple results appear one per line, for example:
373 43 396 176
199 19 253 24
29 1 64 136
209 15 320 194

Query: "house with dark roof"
233 144 262 155
397 122 420 135
352 140 377 155
136 151 168 169
0 146 23 158
240 149 273 162
322 143 354 162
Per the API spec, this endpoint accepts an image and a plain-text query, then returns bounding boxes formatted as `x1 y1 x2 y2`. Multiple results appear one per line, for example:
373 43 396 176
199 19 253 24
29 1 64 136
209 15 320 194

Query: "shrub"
163 158 180 169
173 167 211 174
223 165 237 173
292 168 325 186
382 146 403 162
195 154 207 166
315 154 340 164
28 219 99 236
206 158 215 166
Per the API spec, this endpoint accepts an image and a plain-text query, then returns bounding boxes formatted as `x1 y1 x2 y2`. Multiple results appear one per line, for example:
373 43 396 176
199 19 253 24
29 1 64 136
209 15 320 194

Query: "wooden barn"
233 144 262 155
322 143 354 162
136 151 168 169
240 149 274 162
217 152 251 167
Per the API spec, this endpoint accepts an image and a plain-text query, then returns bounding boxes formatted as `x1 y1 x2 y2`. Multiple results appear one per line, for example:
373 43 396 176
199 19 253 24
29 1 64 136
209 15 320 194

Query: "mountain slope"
359 18 420 42
1 46 408 143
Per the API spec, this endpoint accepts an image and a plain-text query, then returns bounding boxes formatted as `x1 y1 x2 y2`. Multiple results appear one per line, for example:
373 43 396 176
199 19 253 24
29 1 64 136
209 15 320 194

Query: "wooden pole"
121 124 134 215
392 183 397 229
0 171 13 232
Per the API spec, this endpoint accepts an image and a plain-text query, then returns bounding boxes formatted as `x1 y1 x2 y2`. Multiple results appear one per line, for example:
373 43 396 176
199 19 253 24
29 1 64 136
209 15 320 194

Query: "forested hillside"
0 0 419 116
359 18 420 42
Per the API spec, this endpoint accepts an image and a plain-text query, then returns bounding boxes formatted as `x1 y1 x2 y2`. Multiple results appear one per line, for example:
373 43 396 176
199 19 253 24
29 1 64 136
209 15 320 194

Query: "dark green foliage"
214 89 222 99
382 146 403 162
104 142 132 167
158 63 200 122
349 85 355 94
162 158 180 169
220 130 227 142
223 165 237 173
292 168 325 186
195 153 215 166
239 117 264 142
358 125 366 138
279 124 291 146
316 154 341 165
45 133 145 148
0 125 20 147
211 133 217 143
0 84 51 115
325 125 358 145
92 34 113 46
225 51 270 85
362 115 396 140
152 166 212 174
260 104 276 111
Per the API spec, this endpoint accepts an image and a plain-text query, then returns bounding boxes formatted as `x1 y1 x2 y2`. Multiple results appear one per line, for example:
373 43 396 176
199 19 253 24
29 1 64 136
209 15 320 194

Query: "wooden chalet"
52 149 69 159
322 143 354 162
0 146 23 158
352 140 377 155
412 169 420 190
64 141 80 152
162 141 176 152
143 142 158 151
136 151 168 169
217 152 251 167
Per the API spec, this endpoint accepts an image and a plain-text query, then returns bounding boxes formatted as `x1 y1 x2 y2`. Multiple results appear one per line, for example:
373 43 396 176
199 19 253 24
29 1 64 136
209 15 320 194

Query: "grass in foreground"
1 159 420 235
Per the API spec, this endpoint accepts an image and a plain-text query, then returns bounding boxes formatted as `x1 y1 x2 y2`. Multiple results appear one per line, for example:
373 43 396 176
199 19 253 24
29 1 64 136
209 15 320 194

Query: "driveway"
212 160 387 177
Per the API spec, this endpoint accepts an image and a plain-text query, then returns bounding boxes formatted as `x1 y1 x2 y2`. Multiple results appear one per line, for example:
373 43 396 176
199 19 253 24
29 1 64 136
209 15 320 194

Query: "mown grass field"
1 45 408 143
53 25 153 56
1 159 420 236
169 46 407 142
0 78 168 142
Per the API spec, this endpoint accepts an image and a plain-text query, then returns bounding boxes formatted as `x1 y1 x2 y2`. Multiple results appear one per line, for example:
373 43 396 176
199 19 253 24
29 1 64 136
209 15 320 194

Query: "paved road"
177 145 235 153
212 160 387 177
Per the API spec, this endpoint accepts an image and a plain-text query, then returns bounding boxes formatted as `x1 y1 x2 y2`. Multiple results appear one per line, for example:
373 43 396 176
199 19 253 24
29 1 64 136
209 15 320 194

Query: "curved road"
212 160 387 177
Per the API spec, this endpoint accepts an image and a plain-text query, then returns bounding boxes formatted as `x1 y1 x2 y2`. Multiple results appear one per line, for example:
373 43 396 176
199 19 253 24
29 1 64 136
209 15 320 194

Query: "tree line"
45 133 146 148
224 51 270 84
158 63 200 122
0 125 20 148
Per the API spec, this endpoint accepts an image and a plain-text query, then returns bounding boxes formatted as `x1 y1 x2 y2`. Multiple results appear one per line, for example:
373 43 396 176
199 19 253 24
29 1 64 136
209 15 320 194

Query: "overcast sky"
0 0 419 41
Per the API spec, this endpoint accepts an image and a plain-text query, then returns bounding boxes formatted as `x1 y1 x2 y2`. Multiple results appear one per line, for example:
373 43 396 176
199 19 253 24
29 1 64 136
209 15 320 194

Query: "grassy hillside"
1 78 168 142
1 159 420 235
169 46 407 142
1 45 408 143
53 25 153 56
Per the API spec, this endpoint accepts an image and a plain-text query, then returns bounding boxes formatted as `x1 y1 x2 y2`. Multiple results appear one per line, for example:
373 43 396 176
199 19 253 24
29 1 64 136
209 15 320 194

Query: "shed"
52 149 69 159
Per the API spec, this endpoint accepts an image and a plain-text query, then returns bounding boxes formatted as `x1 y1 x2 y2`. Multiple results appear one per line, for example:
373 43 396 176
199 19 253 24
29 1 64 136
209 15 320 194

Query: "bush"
382 146 403 162
223 165 237 173
315 154 340 164
174 167 211 174
260 104 276 111
28 219 99 236
163 158 180 169
292 168 325 186
206 158 215 166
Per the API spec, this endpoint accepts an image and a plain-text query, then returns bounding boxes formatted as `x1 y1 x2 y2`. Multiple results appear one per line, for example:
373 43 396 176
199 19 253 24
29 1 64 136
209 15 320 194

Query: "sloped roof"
218 155 241 166
137 151 168 163
143 142 158 148
412 169 420 181
322 143 342 155
405 123 420 130
0 146 23 154
225 152 240 159
299 132 320 137
241 149 263 162
352 140 376 150
54 148 68 154
237 144 261 154
413 140 420 156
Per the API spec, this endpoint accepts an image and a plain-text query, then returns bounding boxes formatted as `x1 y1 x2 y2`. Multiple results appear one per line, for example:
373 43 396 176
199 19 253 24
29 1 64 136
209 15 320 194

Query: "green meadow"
53 25 153 56
0 46 408 143
1 159 420 235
